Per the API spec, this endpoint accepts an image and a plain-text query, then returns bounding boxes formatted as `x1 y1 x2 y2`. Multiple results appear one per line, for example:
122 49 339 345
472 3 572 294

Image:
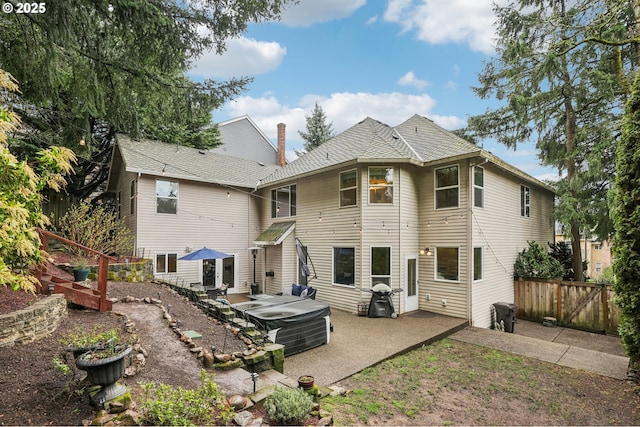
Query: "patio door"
201 254 238 294
405 255 419 312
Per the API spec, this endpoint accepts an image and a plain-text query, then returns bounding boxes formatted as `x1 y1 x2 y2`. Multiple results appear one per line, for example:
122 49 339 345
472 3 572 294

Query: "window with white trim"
339 169 357 207
474 247 483 281
474 167 484 208
435 165 459 209
368 167 393 204
520 185 530 217
156 180 178 214
156 253 177 273
130 180 136 215
333 247 355 286
271 184 297 218
371 246 391 287
435 247 459 281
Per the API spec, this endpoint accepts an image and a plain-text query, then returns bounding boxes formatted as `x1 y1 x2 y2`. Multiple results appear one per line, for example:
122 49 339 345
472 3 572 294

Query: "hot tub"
234 298 331 356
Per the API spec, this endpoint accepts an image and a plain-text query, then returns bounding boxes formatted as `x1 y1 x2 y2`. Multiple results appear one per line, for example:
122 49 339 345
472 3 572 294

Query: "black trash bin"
250 282 260 295
493 302 517 333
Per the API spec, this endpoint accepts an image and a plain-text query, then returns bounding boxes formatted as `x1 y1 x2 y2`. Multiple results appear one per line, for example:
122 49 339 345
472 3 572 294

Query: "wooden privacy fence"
514 278 620 335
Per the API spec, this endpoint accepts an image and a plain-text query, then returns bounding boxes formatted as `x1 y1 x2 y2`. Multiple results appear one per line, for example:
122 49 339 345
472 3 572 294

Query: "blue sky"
188 0 555 181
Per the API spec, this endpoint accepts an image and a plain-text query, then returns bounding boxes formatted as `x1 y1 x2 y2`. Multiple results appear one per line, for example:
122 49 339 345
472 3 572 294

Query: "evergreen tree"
0 0 291 200
467 0 626 281
298 103 335 154
612 70 640 373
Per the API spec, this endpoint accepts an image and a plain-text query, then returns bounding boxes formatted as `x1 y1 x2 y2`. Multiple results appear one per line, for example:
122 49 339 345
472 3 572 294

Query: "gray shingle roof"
259 115 479 185
115 133 280 188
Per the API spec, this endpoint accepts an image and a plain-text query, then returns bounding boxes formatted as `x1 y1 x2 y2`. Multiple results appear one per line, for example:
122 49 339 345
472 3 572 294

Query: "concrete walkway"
451 320 629 380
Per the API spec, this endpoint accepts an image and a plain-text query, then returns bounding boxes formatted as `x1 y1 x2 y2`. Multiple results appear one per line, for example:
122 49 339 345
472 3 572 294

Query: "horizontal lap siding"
418 161 469 320
471 164 555 328
136 177 259 291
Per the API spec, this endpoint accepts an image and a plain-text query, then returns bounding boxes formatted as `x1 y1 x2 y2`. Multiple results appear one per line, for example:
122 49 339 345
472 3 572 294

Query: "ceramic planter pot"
73 267 90 282
297 375 314 390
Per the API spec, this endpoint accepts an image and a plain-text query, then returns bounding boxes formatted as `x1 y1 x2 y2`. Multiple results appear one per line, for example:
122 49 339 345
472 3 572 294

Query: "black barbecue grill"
367 283 402 318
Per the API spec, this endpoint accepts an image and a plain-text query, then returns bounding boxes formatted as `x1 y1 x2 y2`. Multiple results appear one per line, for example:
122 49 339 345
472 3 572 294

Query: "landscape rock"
228 394 248 410
317 416 333 426
233 410 255 427
214 353 231 363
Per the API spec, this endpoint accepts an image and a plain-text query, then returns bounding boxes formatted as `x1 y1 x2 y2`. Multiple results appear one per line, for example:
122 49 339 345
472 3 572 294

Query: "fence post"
602 284 609 332
556 281 562 323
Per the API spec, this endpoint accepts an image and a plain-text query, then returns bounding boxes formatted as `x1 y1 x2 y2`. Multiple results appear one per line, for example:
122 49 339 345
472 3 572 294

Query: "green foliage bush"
514 241 564 279
57 199 133 256
612 72 640 365
264 385 314 425
139 370 234 426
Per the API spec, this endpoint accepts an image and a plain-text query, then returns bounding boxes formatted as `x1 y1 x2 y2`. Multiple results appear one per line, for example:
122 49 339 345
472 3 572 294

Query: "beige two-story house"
108 114 554 328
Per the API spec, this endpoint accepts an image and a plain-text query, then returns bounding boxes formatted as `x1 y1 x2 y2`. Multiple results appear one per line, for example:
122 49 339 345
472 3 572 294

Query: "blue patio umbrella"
178 247 232 261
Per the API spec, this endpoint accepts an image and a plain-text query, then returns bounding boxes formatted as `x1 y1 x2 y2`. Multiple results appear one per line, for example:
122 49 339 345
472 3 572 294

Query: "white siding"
135 176 260 293
418 161 470 320
470 163 555 327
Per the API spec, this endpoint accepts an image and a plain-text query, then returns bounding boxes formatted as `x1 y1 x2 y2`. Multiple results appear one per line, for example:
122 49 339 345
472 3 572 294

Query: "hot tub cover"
242 298 330 330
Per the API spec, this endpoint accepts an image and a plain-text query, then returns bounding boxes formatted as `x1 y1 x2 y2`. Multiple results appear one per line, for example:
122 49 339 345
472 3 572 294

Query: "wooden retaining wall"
514 278 620 335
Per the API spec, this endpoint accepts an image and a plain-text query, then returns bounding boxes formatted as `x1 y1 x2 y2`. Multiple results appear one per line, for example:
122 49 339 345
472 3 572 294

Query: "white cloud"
383 0 499 54
188 37 286 79
366 15 379 25
397 71 429 90
444 80 457 90
279 0 366 27
218 91 467 153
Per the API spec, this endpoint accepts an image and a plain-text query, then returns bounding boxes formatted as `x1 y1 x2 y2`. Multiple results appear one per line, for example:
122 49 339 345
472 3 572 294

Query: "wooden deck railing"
37 229 117 312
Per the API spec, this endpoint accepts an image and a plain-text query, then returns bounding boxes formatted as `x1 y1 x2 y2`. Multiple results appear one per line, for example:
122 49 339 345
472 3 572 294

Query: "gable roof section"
212 115 278 164
260 117 418 185
259 114 553 193
110 133 280 189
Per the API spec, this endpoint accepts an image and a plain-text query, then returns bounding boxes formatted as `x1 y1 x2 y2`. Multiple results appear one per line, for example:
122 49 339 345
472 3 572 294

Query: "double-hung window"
371 246 391 287
156 180 178 214
520 185 530 217
340 169 357 207
271 184 297 218
368 167 393 204
435 165 459 209
474 167 484 208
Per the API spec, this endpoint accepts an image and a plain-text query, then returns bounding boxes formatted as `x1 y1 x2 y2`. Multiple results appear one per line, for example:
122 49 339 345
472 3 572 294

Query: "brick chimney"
277 123 286 166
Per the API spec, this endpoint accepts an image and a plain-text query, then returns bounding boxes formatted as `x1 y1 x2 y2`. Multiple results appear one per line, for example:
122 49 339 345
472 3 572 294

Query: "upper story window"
130 180 136 215
435 165 459 209
156 180 178 214
521 185 530 217
340 169 357 207
474 166 484 208
271 184 296 218
369 167 393 204
594 244 601 250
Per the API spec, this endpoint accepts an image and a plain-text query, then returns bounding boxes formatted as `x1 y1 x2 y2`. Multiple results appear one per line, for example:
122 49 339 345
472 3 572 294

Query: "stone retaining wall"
0 294 68 348
88 259 154 283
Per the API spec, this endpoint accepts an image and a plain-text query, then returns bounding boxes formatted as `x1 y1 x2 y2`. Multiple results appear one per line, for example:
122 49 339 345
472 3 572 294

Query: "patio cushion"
291 283 303 296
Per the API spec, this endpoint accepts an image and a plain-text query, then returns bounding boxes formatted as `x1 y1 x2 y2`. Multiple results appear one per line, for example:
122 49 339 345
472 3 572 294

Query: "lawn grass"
321 339 640 426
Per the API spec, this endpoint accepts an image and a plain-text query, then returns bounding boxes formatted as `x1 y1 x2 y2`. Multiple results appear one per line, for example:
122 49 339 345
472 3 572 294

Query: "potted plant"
61 326 119 358
72 256 90 282
297 375 315 390
76 336 132 406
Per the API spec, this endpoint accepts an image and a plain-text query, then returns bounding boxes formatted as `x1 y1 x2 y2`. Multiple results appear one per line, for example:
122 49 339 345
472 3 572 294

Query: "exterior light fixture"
420 247 433 256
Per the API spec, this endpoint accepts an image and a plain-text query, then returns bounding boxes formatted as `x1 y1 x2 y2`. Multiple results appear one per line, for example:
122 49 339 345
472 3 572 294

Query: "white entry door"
405 255 419 312
200 254 239 294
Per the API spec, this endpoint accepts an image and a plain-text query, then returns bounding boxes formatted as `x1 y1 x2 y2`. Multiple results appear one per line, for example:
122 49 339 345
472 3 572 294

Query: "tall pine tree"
298 102 335 154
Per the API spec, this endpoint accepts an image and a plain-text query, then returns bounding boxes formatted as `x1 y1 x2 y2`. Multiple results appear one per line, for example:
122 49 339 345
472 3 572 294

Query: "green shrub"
264 386 314 425
139 370 233 426
57 199 133 256
514 241 564 279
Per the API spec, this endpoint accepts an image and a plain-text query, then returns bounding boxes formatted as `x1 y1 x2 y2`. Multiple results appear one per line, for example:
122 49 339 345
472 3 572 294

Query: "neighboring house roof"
254 221 296 245
212 115 279 165
108 133 280 189
259 114 553 193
